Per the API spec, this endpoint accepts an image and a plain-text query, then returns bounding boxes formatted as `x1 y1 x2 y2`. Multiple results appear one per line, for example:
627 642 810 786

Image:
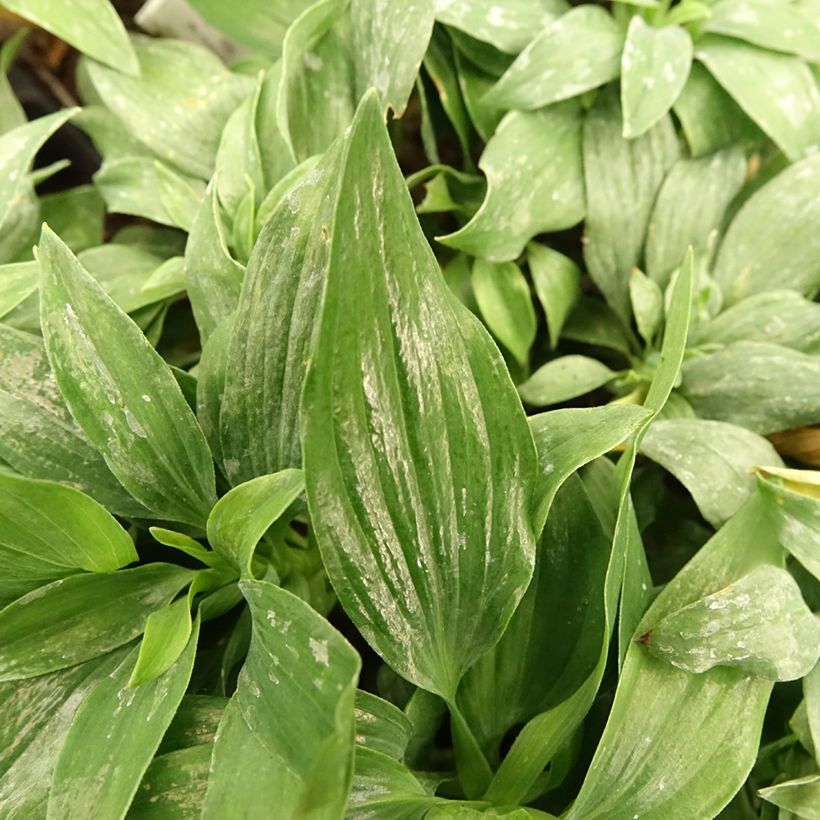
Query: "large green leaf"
681 342 820 434
645 147 746 286
485 6 624 110
0 473 137 606
696 35 820 161
640 419 782 527
302 93 537 700
438 104 584 261
0 650 128 819
760 774 820 820
2 0 137 74
713 154 820 303
208 580 360 818
0 324 145 517
565 493 780 819
583 87 679 321
646 564 820 680
0 563 191 681
39 227 216 527
48 619 200 820
620 18 692 139
207 470 305 575
84 36 252 179
39 185 105 254
435 0 568 54
219 136 343 483
703 0 820 60
693 290 820 353
471 258 535 367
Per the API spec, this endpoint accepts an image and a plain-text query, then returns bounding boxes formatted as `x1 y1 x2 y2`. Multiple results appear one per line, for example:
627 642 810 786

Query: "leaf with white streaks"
302 92 538 699
38 227 216 527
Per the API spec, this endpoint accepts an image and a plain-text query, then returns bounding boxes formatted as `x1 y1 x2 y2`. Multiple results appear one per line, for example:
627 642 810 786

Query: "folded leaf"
471 258 535 366
84 36 252 178
528 243 581 349
0 262 38 320
518 356 615 407
0 473 137 606
434 0 568 54
354 690 414 760
302 92 537 699
696 36 820 161
629 267 663 344
621 18 692 139
583 87 679 321
207 470 305 575
48 619 200 820
640 418 782 527
486 6 624 110
713 154 820 303
39 227 217 527
681 342 820 434
438 103 584 261
129 596 193 687
2 0 137 74
646 564 820 680
759 773 820 820
645 147 746 287
0 563 192 682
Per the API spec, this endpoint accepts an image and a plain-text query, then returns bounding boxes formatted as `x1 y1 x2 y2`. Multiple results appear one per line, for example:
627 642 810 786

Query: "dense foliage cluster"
1 0 820 817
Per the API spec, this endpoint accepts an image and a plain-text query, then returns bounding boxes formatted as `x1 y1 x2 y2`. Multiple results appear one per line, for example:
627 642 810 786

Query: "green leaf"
629 267 663 344
0 324 145 517
640 419 782 527
673 61 767 157
0 650 128 819
278 0 355 163
0 29 26 136
2 0 138 74
39 185 105 254
713 154 820 303
48 618 200 820
154 161 205 231
518 356 616 408
528 243 581 349
704 0 820 60
454 49 505 142
220 138 343 484
760 774 820 820
0 261 38 319
354 690 413 760
681 342 820 434
0 472 137 606
561 296 635 356
352 0 434 116
471 258 536 366
127 744 211 820
184 186 245 342
438 104 584 261
528 404 651 533
621 18 692 139
566 493 780 819
302 93 537 700
347 747 440 819
206 470 304 576
84 36 252 179
696 36 820 162
485 6 624 110
228 579 360 817
693 290 820 353
645 147 746 287
647 564 820 680
0 563 191 682
129 596 193 687
435 0 568 54
583 87 679 321
38 227 217 527
202 697 296 818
